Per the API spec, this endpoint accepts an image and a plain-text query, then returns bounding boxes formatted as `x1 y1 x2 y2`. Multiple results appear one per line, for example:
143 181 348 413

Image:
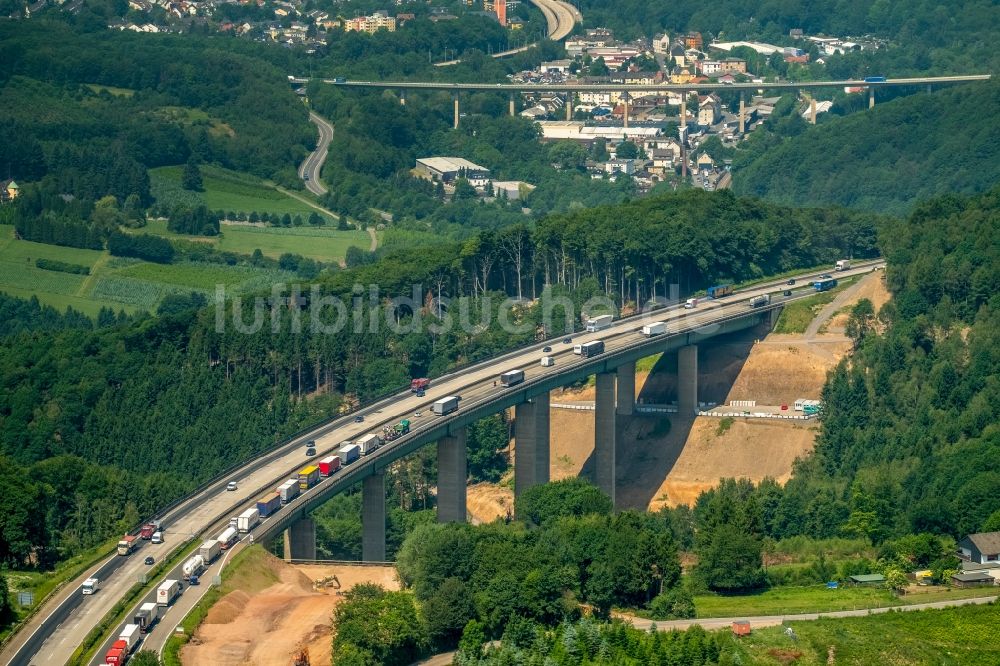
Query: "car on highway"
303 174 310 181
306 447 316 457
306 439 315 448
786 278 796 285
414 411 422 418
144 556 155 565
562 337 572 344
415 390 425 397
543 346 552 352
783 290 793 296
226 481 238 491
354 415 365 423
189 575 200 585
820 273 833 279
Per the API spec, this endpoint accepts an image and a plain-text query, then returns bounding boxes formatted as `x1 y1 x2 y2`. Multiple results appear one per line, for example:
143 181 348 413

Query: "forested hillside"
733 81 1000 215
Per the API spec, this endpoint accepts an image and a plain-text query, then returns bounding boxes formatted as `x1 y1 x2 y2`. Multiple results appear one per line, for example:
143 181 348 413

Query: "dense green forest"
733 81 1000 215
575 0 1000 76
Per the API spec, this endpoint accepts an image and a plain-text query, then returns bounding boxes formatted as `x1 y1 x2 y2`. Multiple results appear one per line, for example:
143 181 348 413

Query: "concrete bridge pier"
509 93 516 117
616 361 635 416
566 94 573 120
594 372 617 503
362 471 386 561
869 88 875 108
453 92 460 129
283 517 316 561
678 344 698 415
437 429 468 523
400 89 406 106
738 95 746 134
514 392 550 501
809 97 817 124
622 93 630 128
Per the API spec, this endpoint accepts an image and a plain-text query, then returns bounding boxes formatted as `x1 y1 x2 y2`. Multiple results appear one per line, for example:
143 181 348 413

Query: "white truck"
156 579 181 606
133 602 160 633
749 294 771 308
217 526 238 550
199 539 221 564
356 433 382 455
118 623 141 653
182 554 205 580
835 259 851 271
237 507 260 534
432 396 460 415
585 314 613 332
500 369 525 387
278 478 300 504
81 577 99 595
684 298 698 309
642 321 667 337
540 356 555 367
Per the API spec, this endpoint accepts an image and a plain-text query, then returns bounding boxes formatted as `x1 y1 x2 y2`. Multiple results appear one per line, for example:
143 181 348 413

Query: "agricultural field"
150 165 328 220
142 219 370 263
0 226 298 315
719 602 1000 665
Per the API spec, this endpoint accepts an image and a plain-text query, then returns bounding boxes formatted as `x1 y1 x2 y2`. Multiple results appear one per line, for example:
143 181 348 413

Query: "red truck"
318 455 341 477
139 521 159 539
104 639 130 665
410 378 430 392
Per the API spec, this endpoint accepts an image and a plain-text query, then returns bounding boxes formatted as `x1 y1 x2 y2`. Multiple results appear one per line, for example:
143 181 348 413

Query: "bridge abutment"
283 517 316 561
437 428 468 523
362 471 386 561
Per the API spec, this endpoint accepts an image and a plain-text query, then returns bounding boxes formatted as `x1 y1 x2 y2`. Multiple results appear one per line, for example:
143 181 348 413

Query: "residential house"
697 94 721 125
652 33 671 55
951 572 995 588
0 180 19 203
696 60 721 76
958 532 1000 564
604 159 635 175
670 67 694 84
668 42 686 67
507 17 523 29
719 58 747 73
684 32 702 49
696 152 714 172
345 11 396 33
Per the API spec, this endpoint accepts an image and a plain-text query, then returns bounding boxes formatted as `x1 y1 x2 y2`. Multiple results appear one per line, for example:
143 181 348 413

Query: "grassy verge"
773 278 855 334
717 601 1000 665
0 538 120 648
67 539 202 666
162 545 279 666
693 583 995 618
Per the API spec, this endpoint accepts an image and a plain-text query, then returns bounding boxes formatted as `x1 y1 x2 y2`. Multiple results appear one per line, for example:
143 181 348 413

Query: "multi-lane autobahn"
5 261 884 666
297 111 333 196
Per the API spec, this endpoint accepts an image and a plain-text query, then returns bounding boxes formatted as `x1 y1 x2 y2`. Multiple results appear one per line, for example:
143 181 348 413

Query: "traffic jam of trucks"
104 623 141 665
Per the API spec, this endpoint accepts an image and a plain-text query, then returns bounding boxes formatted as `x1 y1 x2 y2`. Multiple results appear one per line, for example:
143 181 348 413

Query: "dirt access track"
181 552 398 666
464 272 890 521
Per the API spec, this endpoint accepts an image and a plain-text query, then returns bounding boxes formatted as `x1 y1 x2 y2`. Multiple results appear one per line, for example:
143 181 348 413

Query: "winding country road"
298 111 333 196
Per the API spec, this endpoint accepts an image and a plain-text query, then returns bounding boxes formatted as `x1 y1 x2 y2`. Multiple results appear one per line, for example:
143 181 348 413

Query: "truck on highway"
237 507 260 533
118 623 141 653
381 419 410 443
411 378 430 392
117 535 138 556
356 434 381 455
318 455 341 477
105 642 130 665
157 579 181 606
139 521 159 540
642 321 667 337
82 577 99 595
217 526 238 550
182 554 205 580
278 479 301 504
585 314 613 332
579 340 605 357
199 539 221 564
749 294 771 308
339 443 361 464
835 259 852 271
814 277 838 292
298 465 321 490
684 298 698 309
500 369 525 387
256 491 282 518
134 601 160 633
707 284 733 299
432 396 460 416
541 356 555 367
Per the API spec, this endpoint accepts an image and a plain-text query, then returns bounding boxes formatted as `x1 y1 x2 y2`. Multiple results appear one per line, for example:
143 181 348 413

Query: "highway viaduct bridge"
296 74 991 129
8 263 884 666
